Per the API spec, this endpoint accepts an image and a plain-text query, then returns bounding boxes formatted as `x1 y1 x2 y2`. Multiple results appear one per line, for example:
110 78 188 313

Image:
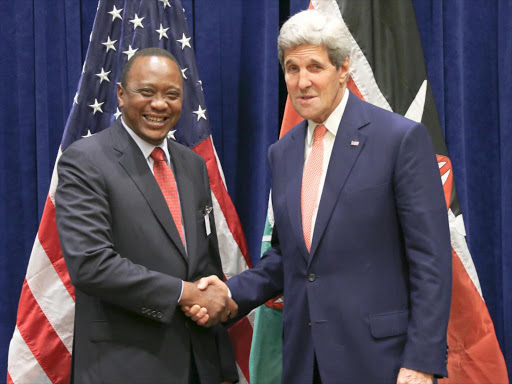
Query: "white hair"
278 9 351 69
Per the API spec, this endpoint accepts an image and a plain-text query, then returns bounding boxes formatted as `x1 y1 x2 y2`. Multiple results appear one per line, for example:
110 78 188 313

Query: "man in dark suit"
56 48 238 383
187 9 451 384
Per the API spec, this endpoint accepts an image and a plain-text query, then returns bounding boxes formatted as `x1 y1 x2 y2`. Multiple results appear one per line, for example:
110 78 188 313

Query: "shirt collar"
121 117 170 163
306 89 349 146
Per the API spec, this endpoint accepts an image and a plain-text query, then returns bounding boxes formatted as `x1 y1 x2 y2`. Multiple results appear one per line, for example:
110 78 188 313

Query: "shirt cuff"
177 280 184 303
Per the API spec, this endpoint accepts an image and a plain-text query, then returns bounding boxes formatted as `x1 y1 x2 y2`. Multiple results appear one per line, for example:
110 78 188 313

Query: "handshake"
178 275 238 327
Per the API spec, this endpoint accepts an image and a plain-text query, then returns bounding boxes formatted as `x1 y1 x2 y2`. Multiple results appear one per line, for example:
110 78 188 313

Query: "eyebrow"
284 58 297 67
132 84 182 92
284 58 323 67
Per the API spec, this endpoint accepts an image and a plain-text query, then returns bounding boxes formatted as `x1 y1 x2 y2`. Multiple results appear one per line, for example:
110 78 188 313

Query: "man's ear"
338 58 350 84
117 83 124 108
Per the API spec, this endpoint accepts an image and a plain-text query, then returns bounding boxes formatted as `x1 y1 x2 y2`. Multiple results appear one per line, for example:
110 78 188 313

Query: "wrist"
178 281 197 306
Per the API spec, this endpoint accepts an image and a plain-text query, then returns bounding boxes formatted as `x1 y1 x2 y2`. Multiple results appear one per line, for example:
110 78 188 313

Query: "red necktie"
150 148 185 245
301 124 327 252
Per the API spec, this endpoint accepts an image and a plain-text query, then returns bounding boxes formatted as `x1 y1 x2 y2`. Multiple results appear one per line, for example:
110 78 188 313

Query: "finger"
183 304 201 318
181 305 191 312
191 307 208 322
196 313 210 326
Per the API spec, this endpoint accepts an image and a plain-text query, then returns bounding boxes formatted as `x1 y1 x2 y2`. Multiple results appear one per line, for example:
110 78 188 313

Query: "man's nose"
298 70 311 90
151 95 168 110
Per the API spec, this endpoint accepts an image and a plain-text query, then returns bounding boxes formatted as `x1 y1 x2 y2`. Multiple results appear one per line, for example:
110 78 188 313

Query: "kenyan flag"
248 1 509 383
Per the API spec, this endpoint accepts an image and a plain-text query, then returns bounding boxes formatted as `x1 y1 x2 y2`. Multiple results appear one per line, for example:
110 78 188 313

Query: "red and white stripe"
8 138 254 384
8 150 74 384
193 136 253 383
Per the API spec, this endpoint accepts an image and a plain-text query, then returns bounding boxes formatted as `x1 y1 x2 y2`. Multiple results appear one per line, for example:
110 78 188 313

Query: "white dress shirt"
303 90 349 245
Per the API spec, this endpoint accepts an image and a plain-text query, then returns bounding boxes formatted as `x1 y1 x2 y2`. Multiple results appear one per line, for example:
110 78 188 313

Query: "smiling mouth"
144 115 168 123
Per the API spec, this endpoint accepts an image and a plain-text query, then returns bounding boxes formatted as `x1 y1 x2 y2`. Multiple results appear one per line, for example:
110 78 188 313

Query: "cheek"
171 101 183 113
321 82 337 99
284 76 297 91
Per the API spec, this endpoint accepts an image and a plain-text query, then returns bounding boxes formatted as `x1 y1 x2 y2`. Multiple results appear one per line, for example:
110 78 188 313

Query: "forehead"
284 44 330 65
127 56 182 85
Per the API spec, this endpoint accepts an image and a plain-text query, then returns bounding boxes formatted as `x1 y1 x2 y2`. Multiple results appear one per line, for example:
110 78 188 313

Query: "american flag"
6 1 253 383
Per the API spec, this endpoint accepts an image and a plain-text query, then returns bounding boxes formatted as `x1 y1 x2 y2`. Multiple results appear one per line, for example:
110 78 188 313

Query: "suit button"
151 310 157 317
308 321 311 326
157 312 163 319
308 273 316 282
141 307 147 314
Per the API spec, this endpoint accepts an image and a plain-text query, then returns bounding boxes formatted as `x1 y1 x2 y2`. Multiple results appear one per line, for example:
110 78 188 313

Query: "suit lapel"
112 122 188 261
168 139 199 273
284 121 311 262
308 93 369 263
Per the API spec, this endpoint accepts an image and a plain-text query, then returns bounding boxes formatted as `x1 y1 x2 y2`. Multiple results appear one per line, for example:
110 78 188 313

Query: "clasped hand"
179 276 237 327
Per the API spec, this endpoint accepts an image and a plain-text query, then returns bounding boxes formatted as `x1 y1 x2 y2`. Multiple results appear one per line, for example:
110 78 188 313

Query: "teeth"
146 116 164 122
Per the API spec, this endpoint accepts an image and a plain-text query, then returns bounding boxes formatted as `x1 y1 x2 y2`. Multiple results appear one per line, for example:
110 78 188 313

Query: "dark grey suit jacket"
56 120 237 383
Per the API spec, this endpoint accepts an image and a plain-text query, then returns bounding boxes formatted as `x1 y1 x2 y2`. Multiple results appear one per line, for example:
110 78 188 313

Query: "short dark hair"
120 47 181 87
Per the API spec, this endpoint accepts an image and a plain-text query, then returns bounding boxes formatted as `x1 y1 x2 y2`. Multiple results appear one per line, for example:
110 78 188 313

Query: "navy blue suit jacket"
227 92 451 383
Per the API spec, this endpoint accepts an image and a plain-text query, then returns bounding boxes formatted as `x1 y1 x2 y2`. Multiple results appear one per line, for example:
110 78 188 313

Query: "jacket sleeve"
393 123 452 377
226 143 285 318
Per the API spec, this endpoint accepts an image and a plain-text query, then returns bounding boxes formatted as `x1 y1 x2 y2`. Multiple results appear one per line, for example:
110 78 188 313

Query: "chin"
299 112 315 121
143 134 166 145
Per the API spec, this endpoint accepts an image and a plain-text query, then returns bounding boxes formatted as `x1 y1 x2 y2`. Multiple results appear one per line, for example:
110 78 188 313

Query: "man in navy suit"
186 10 451 384
56 48 237 383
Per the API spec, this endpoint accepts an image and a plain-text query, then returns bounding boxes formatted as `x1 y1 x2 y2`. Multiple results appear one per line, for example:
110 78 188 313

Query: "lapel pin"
350 140 360 146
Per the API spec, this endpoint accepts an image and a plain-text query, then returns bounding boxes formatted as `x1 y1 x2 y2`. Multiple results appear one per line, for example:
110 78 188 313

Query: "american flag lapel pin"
350 140 360 146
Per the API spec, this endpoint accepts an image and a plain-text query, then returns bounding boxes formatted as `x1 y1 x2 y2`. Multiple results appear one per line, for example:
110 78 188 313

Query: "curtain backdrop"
413 1 511 377
0 0 509 379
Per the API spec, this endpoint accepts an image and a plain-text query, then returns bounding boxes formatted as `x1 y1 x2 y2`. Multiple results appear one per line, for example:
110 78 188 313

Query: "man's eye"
136 88 153 96
287 66 298 73
166 93 180 100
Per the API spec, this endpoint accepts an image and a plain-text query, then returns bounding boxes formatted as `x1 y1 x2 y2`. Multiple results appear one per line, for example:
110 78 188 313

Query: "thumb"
197 275 218 290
